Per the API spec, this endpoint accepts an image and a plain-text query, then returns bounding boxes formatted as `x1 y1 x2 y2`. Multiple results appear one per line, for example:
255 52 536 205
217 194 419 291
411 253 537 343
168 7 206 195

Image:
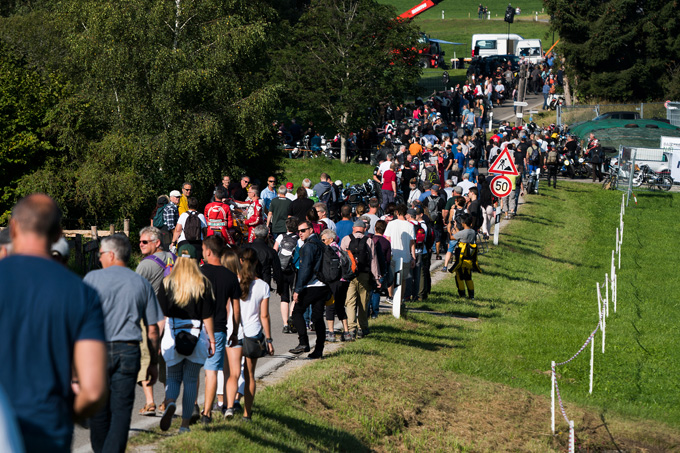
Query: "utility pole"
514 64 528 127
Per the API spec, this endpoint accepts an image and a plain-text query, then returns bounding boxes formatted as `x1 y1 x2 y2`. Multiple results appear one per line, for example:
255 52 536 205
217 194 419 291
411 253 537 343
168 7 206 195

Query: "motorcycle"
632 164 674 191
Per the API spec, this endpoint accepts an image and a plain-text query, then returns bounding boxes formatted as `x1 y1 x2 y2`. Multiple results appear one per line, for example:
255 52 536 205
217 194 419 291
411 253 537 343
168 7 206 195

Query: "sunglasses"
298 227 310 233
268 180 276 183
139 240 151 245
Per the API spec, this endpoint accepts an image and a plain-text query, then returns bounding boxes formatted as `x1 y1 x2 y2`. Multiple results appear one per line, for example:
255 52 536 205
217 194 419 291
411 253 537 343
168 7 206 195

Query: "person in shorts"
200 236 241 424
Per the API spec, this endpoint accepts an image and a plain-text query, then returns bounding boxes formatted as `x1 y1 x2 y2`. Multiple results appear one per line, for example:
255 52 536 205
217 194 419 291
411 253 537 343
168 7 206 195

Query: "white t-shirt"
177 211 207 242
378 160 393 176
384 218 415 264
227 279 270 339
457 180 476 196
320 217 337 232
364 214 379 234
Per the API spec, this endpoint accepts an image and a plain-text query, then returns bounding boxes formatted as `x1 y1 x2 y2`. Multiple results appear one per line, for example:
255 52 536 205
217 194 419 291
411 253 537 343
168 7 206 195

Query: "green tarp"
568 119 680 149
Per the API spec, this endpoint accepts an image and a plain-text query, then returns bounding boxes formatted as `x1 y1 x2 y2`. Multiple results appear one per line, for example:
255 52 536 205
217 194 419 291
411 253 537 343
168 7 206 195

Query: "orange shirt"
409 142 423 156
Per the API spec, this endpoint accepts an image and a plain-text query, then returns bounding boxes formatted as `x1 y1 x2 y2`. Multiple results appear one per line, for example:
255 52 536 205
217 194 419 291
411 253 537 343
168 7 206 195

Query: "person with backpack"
312 173 336 210
204 188 235 246
160 191 181 250
405 209 424 302
545 144 560 188
151 195 171 250
243 225 282 291
289 221 331 359
273 218 300 334
319 229 352 342
172 197 207 261
368 220 392 316
416 207 435 300
135 226 176 418
426 185 446 260
448 213 482 299
340 220 381 339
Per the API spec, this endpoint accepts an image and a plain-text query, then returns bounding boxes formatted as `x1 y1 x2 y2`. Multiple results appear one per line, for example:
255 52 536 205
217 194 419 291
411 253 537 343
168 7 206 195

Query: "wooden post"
109 224 115 236
124 219 130 237
91 226 98 240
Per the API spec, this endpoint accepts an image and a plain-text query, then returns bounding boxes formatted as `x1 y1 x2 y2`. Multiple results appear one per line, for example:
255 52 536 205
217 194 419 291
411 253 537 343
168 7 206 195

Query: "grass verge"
276 156 374 191
150 182 680 451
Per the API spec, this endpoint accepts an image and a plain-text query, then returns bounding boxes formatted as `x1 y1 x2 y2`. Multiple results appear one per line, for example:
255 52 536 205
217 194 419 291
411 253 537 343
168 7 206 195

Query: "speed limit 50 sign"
490 175 513 198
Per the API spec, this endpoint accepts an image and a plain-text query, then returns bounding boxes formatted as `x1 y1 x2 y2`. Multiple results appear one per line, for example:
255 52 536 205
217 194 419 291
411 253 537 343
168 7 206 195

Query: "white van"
515 39 543 64
471 33 523 58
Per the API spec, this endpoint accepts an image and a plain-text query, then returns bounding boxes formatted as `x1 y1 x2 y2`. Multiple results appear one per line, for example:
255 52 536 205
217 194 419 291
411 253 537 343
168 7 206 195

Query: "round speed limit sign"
490 175 513 198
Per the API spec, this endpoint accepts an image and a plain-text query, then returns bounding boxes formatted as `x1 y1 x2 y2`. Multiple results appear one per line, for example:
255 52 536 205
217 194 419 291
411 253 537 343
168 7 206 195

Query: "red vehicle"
399 0 456 69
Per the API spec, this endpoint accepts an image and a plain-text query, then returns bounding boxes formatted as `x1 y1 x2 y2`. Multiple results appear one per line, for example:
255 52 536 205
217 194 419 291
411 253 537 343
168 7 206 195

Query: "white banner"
660 136 680 183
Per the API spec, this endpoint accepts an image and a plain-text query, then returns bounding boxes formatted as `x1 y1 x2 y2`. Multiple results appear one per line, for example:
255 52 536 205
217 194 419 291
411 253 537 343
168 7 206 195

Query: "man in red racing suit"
234 184 264 243
204 188 235 245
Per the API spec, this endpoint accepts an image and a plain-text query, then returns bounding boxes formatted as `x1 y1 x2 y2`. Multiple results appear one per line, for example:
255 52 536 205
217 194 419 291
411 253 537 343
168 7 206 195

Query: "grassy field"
142 182 680 451
275 157 374 190
381 0 547 21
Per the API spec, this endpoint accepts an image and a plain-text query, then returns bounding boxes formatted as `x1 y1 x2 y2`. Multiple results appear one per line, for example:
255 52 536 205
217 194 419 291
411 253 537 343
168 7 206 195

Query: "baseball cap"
177 243 198 259
51 237 70 258
286 182 294 190
407 208 417 217
169 190 181 197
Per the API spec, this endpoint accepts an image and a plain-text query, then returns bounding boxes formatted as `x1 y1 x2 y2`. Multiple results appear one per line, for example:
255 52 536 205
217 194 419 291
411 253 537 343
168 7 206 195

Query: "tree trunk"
340 111 349 163
564 75 572 106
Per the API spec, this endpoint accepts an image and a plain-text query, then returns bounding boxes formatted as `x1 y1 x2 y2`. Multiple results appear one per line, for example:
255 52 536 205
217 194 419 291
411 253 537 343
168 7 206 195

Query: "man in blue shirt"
335 204 354 243
260 176 277 210
0 194 106 452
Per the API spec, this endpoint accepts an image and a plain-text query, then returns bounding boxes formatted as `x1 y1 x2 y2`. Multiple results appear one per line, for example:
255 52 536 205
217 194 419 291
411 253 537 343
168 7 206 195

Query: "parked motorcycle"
632 164 673 191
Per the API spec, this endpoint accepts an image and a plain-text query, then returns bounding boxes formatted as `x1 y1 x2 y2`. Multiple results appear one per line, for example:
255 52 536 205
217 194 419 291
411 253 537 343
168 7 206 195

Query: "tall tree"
545 0 680 101
276 0 421 162
10 0 282 223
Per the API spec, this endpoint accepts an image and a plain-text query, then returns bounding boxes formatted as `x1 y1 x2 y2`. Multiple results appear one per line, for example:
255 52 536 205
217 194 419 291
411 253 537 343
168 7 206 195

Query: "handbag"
242 330 267 359
171 294 203 356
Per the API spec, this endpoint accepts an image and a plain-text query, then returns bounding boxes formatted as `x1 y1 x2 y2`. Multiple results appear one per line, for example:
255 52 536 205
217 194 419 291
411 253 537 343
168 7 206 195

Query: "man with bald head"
0 194 107 452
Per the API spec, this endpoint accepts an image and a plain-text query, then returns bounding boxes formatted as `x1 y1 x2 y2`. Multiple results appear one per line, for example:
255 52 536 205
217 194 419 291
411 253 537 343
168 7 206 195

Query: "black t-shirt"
232 186 248 202
201 264 241 333
565 140 578 153
467 200 482 231
514 149 526 167
157 279 215 321
288 197 314 223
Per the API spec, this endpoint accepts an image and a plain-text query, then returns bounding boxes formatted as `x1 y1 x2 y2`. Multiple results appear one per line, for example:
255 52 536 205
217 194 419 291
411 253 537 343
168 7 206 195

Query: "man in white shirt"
384 205 416 302
171 197 207 259
456 174 476 196
314 203 336 231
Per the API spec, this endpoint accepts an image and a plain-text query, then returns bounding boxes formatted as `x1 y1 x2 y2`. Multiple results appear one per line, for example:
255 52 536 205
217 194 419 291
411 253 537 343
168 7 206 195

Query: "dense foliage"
545 0 680 101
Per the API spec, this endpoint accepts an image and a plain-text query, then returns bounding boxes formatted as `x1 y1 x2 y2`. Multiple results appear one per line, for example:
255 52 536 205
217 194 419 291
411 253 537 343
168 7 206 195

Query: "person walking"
84 234 164 453
234 249 274 421
157 247 216 433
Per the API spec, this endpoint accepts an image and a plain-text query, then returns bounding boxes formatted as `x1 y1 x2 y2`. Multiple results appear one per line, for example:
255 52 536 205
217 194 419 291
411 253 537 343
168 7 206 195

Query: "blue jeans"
90 342 141 453
369 291 380 317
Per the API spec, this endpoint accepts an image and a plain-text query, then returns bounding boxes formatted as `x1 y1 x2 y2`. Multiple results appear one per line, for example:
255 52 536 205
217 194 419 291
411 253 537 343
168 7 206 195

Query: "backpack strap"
143 254 168 269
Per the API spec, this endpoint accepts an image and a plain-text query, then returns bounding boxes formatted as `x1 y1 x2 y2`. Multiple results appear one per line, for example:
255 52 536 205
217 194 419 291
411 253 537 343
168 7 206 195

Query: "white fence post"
569 420 575 453
605 273 609 317
551 361 555 434
589 333 595 394
602 300 606 354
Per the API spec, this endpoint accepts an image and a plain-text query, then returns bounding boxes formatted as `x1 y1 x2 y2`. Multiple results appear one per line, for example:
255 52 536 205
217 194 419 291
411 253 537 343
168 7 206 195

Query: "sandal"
139 403 156 416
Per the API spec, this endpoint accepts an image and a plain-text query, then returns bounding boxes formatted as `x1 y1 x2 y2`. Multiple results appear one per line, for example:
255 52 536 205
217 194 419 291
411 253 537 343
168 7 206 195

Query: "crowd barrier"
550 194 625 452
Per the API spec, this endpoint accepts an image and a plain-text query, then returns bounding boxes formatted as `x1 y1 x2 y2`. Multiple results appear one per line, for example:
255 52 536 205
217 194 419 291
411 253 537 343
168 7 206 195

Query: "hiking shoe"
241 416 252 423
344 331 356 342
282 325 291 334
190 403 200 425
325 332 336 343
289 344 310 354
440 266 448 273
223 407 235 419
200 414 212 426
139 403 156 416
357 329 366 339
179 426 191 434
160 402 176 431
308 350 323 359
384 297 393 306
233 401 243 413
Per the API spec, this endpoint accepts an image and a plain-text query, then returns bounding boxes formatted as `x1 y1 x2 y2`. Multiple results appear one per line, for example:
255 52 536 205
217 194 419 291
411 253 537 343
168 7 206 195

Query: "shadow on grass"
482 269 545 285
370 324 462 351
206 407 369 452
512 213 563 227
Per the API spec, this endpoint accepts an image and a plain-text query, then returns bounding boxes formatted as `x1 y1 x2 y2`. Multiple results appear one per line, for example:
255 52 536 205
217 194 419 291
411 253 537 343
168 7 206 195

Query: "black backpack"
278 234 298 271
183 211 202 241
529 145 540 164
318 187 333 207
348 235 371 274
317 243 342 284
427 195 442 222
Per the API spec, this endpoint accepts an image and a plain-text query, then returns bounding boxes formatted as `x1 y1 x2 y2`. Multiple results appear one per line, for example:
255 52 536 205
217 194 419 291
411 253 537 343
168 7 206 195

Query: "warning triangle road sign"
488 148 519 176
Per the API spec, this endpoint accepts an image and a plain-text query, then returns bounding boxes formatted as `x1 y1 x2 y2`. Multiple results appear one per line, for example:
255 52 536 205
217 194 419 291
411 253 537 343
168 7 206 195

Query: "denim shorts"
204 331 226 371
447 239 459 253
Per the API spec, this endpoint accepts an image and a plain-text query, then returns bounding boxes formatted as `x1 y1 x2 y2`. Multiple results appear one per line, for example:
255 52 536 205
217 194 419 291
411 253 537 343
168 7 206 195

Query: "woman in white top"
236 248 274 421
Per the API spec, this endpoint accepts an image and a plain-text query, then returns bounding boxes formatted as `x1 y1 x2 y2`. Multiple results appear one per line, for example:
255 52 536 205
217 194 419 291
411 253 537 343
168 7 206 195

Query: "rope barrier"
555 324 600 367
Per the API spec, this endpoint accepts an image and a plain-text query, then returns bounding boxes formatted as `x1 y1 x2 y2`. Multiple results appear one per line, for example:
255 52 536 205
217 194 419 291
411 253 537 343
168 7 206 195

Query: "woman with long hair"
157 250 215 433
232 248 274 421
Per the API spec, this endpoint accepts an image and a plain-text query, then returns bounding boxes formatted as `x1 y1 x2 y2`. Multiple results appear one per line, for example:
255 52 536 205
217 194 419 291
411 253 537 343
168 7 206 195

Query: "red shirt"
382 169 396 191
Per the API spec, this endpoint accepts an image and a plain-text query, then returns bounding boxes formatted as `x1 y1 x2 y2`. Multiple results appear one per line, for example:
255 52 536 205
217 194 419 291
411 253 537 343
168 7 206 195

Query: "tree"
2 0 283 224
276 0 421 162
545 0 680 101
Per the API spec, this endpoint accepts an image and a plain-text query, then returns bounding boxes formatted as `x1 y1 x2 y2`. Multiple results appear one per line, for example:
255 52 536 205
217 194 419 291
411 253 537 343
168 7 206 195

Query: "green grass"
412 184 680 426
380 0 547 20
149 182 680 452
275 156 374 190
